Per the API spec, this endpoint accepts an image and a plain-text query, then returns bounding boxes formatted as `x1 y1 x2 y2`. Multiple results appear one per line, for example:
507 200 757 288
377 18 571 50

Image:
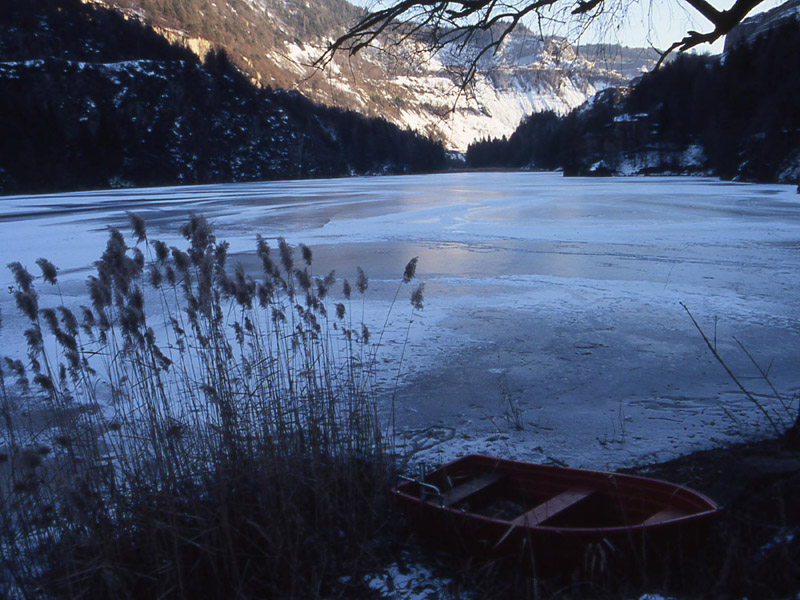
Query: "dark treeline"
467 19 800 184
0 0 445 195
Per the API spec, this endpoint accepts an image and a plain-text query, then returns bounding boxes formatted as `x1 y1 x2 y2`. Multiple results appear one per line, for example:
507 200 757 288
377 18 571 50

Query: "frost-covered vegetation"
0 214 423 598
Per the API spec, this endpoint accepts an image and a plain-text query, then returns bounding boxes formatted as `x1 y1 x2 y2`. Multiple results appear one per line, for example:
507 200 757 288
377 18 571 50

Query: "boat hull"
393 455 720 573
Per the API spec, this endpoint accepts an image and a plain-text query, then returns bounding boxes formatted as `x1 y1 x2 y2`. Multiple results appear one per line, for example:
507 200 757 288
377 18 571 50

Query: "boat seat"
642 507 687 525
431 473 504 507
512 486 595 526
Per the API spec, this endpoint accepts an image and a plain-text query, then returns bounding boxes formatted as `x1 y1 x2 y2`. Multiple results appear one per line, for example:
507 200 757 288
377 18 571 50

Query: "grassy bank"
0 214 422 598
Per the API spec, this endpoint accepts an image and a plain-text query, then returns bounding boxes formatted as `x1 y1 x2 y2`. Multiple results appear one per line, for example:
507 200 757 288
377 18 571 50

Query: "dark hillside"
0 0 445 195
0 0 189 61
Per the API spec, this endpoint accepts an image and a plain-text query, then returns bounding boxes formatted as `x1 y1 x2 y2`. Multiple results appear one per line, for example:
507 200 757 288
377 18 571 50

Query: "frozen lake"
2 172 799 468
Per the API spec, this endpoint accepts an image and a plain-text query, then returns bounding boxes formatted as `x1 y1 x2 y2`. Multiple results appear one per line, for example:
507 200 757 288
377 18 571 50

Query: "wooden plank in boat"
643 507 687 525
512 486 595 526
431 473 504 507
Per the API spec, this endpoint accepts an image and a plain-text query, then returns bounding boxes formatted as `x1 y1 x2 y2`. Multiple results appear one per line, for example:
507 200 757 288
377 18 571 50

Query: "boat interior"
404 465 697 529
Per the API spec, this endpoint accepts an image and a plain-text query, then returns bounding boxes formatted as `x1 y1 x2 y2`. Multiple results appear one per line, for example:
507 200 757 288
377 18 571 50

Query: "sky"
347 0 788 54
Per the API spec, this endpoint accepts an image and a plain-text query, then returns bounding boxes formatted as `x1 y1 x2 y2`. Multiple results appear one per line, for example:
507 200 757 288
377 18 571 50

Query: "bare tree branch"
655 0 767 66
319 0 771 86
572 0 605 15
682 0 724 24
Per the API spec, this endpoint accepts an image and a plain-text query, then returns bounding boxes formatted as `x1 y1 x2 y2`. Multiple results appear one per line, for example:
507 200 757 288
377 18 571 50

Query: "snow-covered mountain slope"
88 0 658 152
288 39 623 152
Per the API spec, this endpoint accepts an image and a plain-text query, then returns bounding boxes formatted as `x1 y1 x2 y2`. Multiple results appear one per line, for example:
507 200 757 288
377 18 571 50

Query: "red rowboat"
393 455 720 573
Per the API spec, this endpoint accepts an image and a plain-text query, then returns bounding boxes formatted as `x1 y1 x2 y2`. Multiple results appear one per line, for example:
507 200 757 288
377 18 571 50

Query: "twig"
681 303 782 436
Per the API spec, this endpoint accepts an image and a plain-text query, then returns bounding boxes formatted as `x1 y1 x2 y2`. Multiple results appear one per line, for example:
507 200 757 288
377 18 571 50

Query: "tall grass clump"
0 214 423 599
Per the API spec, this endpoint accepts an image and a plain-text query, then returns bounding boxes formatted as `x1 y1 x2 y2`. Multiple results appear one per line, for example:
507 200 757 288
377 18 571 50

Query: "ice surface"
1 172 798 469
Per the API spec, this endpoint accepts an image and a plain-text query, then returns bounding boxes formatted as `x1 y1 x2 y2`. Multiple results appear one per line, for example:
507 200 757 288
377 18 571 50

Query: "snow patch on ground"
777 148 800 184
590 144 711 176
361 553 471 600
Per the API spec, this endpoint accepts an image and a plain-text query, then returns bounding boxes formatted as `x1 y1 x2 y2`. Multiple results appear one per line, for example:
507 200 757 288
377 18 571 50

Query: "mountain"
466 16 800 184
89 0 659 151
0 0 445 195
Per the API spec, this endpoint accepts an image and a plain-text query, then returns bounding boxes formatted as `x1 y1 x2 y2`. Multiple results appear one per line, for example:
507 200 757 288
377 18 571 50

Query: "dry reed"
0 213 422 599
